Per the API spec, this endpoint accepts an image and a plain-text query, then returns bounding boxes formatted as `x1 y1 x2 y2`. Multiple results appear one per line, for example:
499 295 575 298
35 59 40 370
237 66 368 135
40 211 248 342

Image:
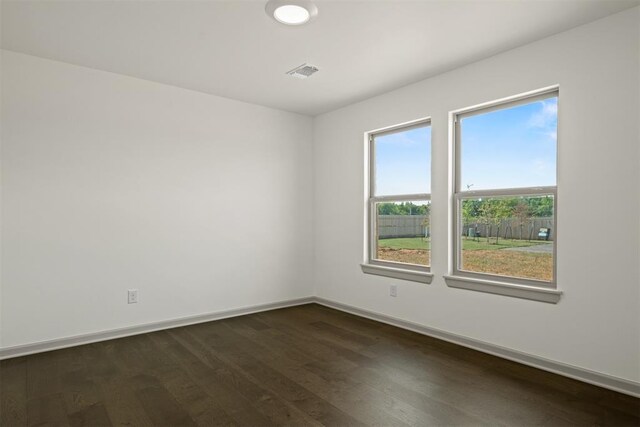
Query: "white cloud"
528 100 558 129
545 130 557 142
528 99 558 142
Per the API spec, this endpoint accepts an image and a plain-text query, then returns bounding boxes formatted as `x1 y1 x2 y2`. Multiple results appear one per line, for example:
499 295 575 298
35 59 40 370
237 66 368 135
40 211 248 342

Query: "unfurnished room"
0 0 639 426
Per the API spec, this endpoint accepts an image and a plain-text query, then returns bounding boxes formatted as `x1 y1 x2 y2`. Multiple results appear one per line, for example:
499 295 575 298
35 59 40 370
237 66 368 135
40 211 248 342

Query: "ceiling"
2 0 638 116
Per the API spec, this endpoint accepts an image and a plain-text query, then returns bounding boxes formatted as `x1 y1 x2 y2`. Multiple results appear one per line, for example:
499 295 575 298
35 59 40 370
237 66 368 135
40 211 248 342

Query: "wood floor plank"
310 305 640 425
134 375 197 427
266 327 492 425
0 357 28 427
245 311 494 426
25 352 62 401
91 378 155 427
51 347 104 416
149 329 284 426
266 305 598 425
186 322 368 426
67 403 112 427
79 343 155 427
169 327 324 426
1 304 638 427
26 393 69 427
112 334 238 426
262 305 640 426
198 320 454 426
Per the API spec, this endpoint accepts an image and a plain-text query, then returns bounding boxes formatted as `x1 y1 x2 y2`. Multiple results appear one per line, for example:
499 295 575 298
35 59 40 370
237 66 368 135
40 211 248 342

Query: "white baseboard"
0 297 314 360
314 297 640 398
2 295 638 398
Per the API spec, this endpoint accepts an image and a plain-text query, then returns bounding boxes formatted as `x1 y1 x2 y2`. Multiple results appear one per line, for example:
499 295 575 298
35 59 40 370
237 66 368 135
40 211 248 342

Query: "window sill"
444 275 562 303
361 264 433 284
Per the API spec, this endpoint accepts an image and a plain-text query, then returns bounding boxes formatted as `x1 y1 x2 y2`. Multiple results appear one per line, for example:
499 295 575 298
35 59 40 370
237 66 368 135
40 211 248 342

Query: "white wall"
0 50 314 348
313 8 640 382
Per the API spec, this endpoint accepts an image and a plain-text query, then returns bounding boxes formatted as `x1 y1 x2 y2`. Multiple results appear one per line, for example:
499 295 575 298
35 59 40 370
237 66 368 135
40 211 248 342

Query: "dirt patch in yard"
377 247 430 266
376 248 552 281
462 250 552 281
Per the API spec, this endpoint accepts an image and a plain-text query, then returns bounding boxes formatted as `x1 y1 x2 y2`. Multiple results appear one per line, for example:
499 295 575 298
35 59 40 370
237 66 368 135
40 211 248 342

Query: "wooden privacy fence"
378 215 554 240
463 217 554 241
378 215 428 238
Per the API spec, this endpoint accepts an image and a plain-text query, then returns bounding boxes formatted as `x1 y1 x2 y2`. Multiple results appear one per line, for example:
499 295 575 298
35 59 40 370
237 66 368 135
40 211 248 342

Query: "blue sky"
374 97 557 196
375 126 431 196
461 97 557 190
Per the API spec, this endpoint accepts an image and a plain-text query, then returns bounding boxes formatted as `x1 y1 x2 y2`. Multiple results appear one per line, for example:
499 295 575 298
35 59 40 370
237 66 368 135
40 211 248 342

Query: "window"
361 120 433 283
448 88 561 302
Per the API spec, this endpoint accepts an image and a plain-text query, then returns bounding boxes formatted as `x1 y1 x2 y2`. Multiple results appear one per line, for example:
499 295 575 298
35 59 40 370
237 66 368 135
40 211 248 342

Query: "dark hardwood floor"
1 303 639 426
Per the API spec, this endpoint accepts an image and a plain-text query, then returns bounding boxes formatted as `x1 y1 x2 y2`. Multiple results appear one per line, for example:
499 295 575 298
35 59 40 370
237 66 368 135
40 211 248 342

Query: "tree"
493 199 513 244
513 201 531 241
526 196 554 217
462 199 481 225
377 203 400 215
420 203 431 238
478 199 511 244
377 202 430 216
478 200 496 243
461 199 482 240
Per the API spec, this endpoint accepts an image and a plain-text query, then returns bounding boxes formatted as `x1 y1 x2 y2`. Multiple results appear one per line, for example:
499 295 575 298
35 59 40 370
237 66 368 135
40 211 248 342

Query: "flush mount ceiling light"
265 0 318 26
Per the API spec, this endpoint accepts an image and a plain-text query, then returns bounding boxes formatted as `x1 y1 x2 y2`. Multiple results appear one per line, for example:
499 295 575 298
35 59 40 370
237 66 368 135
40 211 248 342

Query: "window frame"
362 118 433 283
450 87 560 292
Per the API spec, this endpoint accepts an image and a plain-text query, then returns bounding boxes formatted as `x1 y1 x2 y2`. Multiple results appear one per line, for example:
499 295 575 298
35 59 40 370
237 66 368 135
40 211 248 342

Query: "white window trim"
443 275 562 304
447 87 562 302
361 118 433 284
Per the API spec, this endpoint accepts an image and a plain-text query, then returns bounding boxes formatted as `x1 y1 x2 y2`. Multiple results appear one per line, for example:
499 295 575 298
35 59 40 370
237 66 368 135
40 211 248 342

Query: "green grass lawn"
377 237 549 251
377 237 431 250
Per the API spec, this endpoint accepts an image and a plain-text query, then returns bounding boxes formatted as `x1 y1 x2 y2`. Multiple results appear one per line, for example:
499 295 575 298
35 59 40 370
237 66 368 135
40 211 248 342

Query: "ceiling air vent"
286 63 319 79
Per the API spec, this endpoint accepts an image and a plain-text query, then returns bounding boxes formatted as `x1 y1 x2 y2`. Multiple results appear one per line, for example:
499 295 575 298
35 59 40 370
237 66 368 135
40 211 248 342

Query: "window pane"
460 96 557 191
374 125 430 196
459 195 554 281
375 200 430 267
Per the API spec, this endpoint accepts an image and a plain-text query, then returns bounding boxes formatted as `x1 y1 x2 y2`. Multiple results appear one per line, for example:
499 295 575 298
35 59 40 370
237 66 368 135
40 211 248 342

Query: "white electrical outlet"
390 285 397 297
128 289 138 304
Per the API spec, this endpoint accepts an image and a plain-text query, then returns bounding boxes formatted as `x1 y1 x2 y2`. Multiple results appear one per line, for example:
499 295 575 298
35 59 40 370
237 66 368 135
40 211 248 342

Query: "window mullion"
372 194 430 203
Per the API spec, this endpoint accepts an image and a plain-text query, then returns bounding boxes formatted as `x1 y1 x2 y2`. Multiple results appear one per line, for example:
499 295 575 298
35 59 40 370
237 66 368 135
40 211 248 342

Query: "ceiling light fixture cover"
265 0 318 26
